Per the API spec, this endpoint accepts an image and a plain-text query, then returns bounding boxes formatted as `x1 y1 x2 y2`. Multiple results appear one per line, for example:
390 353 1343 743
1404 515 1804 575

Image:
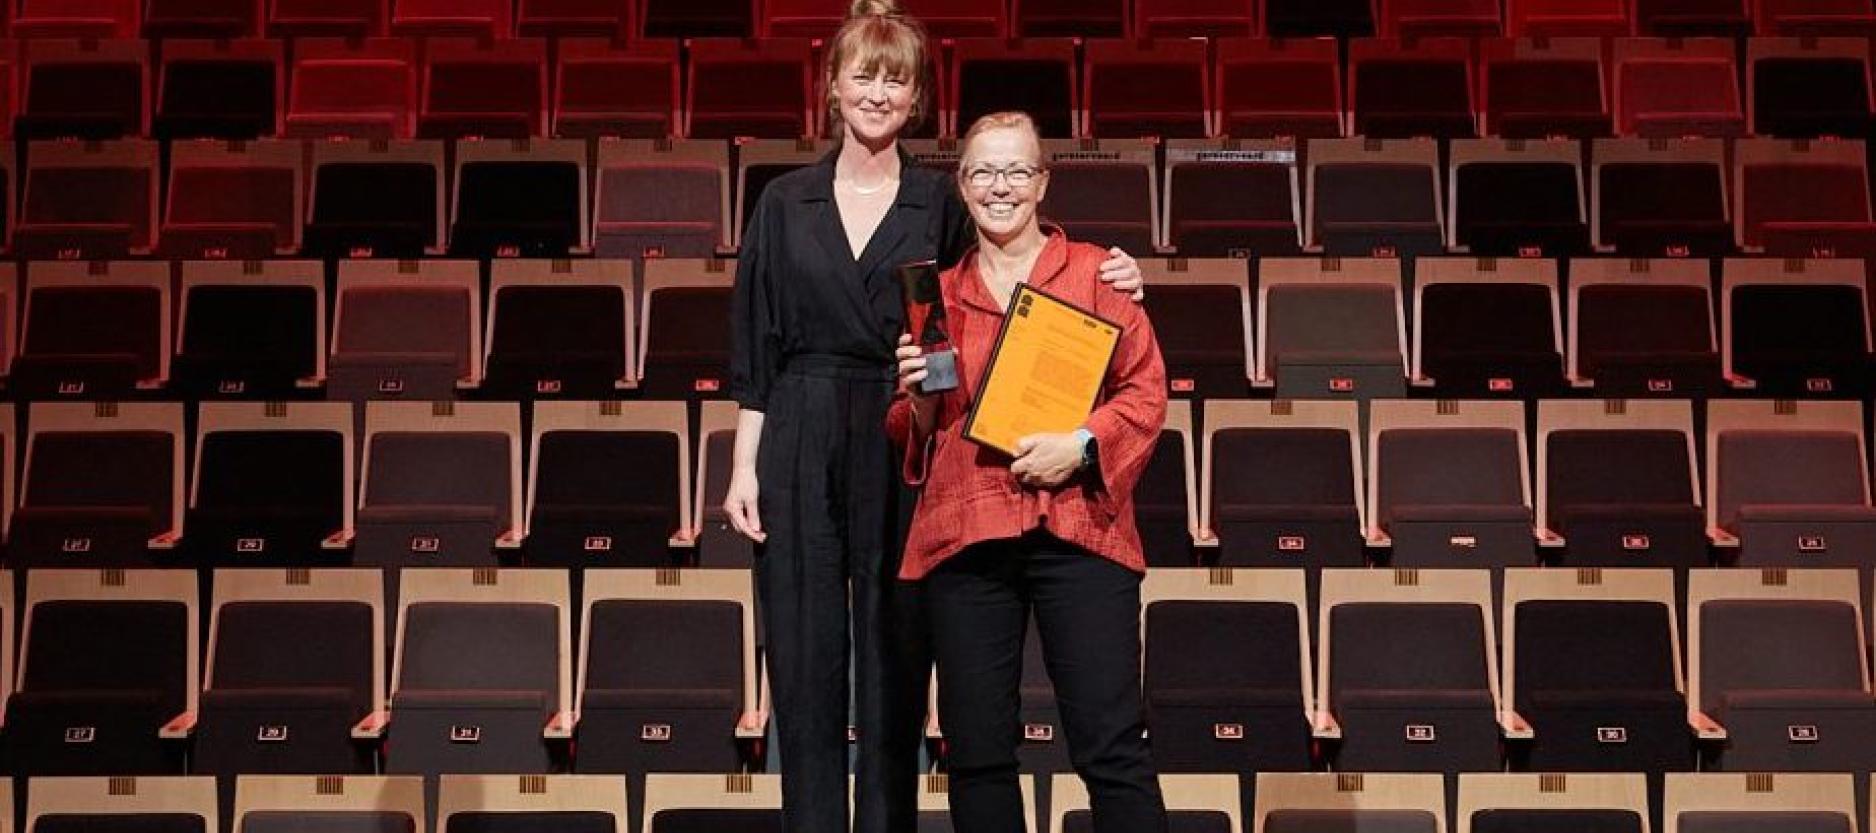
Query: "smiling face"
958 119 1049 244
835 59 915 145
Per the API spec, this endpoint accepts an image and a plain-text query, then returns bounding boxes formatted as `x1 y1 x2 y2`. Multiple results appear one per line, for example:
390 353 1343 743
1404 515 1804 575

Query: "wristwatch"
1073 427 1099 471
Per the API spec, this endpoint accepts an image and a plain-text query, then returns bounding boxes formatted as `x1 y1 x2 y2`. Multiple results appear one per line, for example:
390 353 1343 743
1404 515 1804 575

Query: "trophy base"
919 348 960 394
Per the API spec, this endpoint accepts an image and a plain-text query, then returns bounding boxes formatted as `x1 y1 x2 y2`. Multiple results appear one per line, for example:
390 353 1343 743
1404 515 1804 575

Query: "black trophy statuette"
899 260 959 393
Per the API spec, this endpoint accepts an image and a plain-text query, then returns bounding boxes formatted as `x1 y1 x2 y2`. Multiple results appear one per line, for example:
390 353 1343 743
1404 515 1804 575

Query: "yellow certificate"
964 284 1122 457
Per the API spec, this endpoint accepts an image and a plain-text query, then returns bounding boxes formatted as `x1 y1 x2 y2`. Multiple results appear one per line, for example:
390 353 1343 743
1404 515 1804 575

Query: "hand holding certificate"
963 284 1122 457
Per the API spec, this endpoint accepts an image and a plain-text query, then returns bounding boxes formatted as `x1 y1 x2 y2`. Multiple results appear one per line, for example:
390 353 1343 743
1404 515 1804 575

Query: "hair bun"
849 0 900 17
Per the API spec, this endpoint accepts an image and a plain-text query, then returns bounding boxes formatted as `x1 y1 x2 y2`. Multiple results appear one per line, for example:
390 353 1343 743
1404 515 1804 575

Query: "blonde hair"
824 0 932 135
959 111 1040 150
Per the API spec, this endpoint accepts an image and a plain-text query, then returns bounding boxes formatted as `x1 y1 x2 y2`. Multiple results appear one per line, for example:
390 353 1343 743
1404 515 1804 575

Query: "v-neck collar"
795 142 939 336
955 227 1072 316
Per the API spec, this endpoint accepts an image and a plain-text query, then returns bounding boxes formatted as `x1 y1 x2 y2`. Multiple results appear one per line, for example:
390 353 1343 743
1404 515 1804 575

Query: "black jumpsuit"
730 147 973 833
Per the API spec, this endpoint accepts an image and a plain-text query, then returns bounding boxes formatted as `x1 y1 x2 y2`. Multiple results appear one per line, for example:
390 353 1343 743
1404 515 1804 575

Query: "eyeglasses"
961 163 1044 189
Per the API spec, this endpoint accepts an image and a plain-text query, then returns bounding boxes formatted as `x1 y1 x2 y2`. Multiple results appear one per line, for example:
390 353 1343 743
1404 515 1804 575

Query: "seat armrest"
1689 708 1728 740
295 375 327 390
1193 527 1219 548
669 528 697 548
1500 710 1534 740
1725 373 1758 390
543 710 578 740
160 711 197 739
148 530 181 550
735 708 770 739
1312 710 1342 740
1707 526 1740 548
1365 527 1393 548
1537 527 1566 548
322 529 355 549
495 529 526 550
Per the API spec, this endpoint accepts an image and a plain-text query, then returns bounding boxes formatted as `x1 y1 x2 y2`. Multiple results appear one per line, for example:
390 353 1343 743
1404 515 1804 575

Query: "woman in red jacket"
889 111 1170 833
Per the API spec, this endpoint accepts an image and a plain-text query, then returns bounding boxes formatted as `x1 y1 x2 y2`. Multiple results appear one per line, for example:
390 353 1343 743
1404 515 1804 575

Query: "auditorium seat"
1615 37 1746 137
1257 257 1407 399
1215 38 1342 140
952 37 1077 139
438 775 627 833
1503 569 1694 774
686 37 812 140
160 138 302 259
526 401 691 568
481 258 633 399
1318 569 1502 772
1136 0 1252 36
639 258 734 399
284 37 415 139
304 138 444 258
734 138 832 245
1200 399 1364 583
1592 137 1732 257
1306 137 1444 257
1136 401 1198 567
172 260 323 401
8 569 195 776
519 0 630 36
1255 773 1443 832
575 569 759 779
143 0 259 36
0 41 20 139
18 38 147 139
154 38 280 139
1568 258 1722 396
420 36 547 137
14 0 138 37
186 402 354 567
1014 0 1123 36
450 138 588 258
1735 137 1876 258
899 0 1004 37
1038 137 1158 253
642 773 784 832
1705 399 1876 573
1369 399 1535 569
1666 773 1858 833
1143 569 1312 777
1536 399 1708 570
418 37 546 139
1164 138 1301 256
329 259 480 401
695 401 751 568
14 260 169 399
193 569 382 779
1747 36 1874 138
1507 0 1631 36
383 569 572 777
1449 138 1589 257
1480 36 1613 139
641 0 752 37
1140 258 1251 397
756 0 846 36
1688 569 1876 772
1459 773 1650 833
26 776 217 832
354 402 522 568
17 138 156 258
391 0 509 38
0 574 21 738
233 775 425 833
265 0 381 35
11 402 178 568
594 138 728 259
1635 0 1751 35
1720 258 1872 396
553 38 678 139
1084 38 1209 139
1262 0 1374 37
1411 257 1566 398
1379 0 1499 36
1350 36 1478 139
1758 0 1876 35
1056 773 1241 832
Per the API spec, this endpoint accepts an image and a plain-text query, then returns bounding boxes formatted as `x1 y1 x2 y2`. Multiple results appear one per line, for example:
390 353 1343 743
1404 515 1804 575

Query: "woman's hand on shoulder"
1096 246 1145 302
1010 432 1084 489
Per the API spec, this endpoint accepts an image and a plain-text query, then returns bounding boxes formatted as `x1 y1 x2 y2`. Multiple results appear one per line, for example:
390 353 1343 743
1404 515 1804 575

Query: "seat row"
0 253 1866 409
1 34 1875 143
8 565 1876 787
16 134 1876 268
13 0 1876 43
14 771 1871 833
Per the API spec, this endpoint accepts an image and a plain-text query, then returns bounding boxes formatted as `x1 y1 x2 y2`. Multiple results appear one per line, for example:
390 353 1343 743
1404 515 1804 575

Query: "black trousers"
928 531 1168 833
756 358 930 833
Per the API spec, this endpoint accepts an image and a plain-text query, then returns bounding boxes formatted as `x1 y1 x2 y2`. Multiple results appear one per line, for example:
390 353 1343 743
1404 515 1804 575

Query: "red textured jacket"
887 229 1168 580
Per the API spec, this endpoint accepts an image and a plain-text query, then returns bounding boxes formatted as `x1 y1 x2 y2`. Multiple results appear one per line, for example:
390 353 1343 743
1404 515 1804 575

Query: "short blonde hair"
823 0 932 135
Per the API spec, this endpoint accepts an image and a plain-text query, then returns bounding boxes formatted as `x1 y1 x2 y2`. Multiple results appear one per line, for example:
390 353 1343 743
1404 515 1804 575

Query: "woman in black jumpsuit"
726 4 1143 830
